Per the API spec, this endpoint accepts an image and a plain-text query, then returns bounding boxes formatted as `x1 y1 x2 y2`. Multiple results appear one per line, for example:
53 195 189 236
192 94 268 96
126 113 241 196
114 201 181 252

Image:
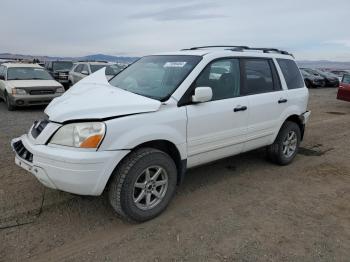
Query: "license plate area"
15 156 33 172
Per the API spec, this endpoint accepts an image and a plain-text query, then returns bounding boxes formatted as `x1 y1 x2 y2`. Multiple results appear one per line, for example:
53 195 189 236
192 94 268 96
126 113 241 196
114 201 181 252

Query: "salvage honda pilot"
12 46 310 222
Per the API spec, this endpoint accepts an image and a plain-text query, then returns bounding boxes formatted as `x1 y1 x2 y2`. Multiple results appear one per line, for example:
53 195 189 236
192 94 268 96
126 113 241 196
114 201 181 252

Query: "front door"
186 58 249 167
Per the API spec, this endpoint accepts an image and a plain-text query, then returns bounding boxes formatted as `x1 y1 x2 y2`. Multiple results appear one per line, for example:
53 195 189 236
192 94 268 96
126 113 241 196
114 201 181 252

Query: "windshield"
105 64 122 75
90 64 107 73
52 61 73 71
7 67 54 80
109 55 202 101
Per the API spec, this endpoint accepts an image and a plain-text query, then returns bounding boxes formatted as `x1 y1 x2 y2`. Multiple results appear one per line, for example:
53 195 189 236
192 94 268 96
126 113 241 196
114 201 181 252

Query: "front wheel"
108 148 177 222
267 121 301 165
5 93 15 111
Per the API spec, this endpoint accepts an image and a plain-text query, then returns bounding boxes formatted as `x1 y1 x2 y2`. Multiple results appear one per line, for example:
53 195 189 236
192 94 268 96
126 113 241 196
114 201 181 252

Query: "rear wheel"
305 80 313 88
267 121 301 165
108 148 177 222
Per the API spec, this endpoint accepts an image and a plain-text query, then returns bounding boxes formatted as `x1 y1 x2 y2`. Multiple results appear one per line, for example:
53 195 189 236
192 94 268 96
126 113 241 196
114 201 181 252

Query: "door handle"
233 106 247 112
278 98 288 104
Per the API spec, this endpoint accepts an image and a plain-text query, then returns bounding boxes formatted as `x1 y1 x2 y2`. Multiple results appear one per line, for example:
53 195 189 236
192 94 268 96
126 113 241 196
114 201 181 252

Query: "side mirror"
192 87 213 103
81 70 89 75
0 75 4 80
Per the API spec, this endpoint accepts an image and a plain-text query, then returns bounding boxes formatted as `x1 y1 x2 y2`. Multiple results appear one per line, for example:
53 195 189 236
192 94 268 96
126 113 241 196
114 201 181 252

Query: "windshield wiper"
131 91 161 100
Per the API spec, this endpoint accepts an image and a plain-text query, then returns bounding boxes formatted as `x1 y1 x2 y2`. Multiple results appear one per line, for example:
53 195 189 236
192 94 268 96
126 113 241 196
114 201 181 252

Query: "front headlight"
50 122 106 148
12 88 27 95
56 87 65 93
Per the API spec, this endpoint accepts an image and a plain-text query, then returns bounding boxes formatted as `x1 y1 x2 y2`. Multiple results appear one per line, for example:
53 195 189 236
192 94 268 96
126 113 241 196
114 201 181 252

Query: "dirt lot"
0 88 349 262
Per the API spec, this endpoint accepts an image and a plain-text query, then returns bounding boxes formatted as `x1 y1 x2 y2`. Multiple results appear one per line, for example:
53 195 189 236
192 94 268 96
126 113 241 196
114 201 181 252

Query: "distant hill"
297 60 350 69
1 52 350 69
0 53 139 64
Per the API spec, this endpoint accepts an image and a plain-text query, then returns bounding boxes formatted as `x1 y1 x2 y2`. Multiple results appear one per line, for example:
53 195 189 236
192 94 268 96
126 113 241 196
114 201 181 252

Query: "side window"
277 59 304 89
343 74 350 84
82 64 89 74
74 64 83 73
242 59 275 95
0 66 4 78
193 58 240 101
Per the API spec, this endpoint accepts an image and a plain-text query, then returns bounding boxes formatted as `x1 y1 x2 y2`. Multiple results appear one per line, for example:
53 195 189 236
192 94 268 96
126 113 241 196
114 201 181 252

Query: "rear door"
276 58 309 114
241 58 288 152
186 58 249 167
338 74 350 102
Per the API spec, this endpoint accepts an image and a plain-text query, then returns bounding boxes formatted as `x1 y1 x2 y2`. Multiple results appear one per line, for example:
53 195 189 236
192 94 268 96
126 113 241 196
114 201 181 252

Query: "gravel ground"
0 88 349 262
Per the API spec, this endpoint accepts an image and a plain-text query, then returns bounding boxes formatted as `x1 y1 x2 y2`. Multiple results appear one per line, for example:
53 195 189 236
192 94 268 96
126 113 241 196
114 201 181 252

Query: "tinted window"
90 64 106 73
193 58 240 100
277 59 304 89
242 59 274 94
74 64 84 73
82 64 89 74
343 74 350 84
0 66 5 78
52 61 73 71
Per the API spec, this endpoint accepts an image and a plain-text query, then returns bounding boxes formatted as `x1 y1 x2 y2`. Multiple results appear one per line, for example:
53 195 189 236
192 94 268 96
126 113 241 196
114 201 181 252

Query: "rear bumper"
11 135 130 195
300 111 311 124
9 93 63 106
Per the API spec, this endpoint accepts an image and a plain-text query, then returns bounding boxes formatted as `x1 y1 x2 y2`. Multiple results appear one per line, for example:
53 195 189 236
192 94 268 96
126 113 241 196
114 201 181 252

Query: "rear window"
342 74 350 84
277 59 304 89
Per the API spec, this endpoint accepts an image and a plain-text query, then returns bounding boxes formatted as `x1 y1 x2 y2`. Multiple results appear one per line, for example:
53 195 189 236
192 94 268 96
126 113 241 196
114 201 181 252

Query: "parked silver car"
68 62 122 85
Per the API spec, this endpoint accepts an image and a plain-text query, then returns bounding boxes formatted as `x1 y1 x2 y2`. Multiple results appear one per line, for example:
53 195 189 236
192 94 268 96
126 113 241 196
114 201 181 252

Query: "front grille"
30 90 55 95
31 119 49 138
13 140 33 163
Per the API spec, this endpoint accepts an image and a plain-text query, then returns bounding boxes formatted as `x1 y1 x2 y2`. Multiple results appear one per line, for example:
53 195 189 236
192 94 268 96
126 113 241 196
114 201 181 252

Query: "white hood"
7 79 61 88
45 68 161 123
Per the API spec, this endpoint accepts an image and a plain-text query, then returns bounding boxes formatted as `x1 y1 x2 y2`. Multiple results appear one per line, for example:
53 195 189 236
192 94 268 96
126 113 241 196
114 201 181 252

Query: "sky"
1 0 350 61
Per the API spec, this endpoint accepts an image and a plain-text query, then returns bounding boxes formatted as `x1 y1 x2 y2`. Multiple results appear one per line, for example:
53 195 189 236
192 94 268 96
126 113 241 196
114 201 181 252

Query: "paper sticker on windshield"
164 62 187 68
34 68 44 71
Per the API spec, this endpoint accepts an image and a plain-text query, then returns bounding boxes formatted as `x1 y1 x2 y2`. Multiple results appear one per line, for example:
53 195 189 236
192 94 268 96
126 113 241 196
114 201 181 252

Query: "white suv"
12 46 310 222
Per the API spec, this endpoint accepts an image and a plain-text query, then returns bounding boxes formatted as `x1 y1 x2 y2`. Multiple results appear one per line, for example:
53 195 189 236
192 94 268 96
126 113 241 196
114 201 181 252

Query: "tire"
305 80 313 88
267 121 301 166
108 148 177 222
5 93 15 111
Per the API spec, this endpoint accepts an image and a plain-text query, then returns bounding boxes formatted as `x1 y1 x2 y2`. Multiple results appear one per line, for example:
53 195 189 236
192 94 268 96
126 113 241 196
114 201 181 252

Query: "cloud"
129 3 226 21
323 40 350 48
0 0 350 61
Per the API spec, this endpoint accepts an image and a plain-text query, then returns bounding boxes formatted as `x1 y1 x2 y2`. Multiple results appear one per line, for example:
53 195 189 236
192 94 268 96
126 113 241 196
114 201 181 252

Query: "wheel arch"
134 140 186 185
105 139 187 194
281 114 305 140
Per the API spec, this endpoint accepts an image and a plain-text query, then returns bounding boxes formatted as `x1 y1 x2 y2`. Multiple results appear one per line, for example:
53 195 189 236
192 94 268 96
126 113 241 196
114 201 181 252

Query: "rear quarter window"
277 59 304 89
343 75 350 84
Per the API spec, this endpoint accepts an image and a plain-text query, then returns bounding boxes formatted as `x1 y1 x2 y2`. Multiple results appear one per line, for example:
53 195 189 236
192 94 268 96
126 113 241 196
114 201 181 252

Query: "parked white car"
0 63 65 110
12 46 310 222
68 62 122 85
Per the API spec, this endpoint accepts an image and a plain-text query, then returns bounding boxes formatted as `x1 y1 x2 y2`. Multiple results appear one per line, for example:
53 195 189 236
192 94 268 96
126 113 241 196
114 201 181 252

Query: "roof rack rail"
181 45 293 57
181 45 250 51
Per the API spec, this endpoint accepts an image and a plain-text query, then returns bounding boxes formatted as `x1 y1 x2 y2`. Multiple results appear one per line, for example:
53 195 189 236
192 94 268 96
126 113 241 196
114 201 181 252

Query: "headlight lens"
12 88 27 95
50 122 105 148
56 87 65 93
